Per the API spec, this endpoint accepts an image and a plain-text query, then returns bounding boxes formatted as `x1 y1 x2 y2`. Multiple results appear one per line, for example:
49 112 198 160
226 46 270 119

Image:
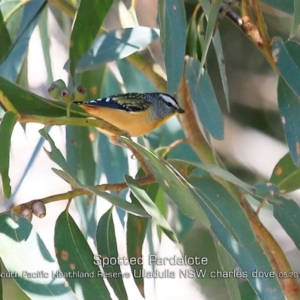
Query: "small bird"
74 92 184 137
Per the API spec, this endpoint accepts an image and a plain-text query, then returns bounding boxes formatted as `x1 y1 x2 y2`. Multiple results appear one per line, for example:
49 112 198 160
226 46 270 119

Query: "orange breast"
79 105 174 137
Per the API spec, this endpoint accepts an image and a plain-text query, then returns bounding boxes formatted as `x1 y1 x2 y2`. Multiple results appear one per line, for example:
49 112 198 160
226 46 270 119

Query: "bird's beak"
178 107 185 114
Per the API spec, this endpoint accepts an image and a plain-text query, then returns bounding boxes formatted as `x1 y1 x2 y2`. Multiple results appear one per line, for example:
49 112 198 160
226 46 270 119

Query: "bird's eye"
165 102 173 107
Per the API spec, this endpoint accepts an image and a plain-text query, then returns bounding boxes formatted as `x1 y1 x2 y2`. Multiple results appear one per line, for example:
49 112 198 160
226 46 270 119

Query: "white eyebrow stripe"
159 94 178 108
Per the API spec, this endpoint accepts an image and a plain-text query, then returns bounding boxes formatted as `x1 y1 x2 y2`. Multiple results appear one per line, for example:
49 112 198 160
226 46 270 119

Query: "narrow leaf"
39 128 81 186
54 210 111 299
76 27 159 73
87 186 149 218
66 125 96 238
0 9 12 62
273 196 300 251
96 208 128 300
290 0 300 37
196 0 223 86
0 111 17 198
0 0 46 81
189 176 284 300
0 212 75 300
186 58 224 140
122 137 210 226
125 175 180 247
0 75 85 117
69 0 113 78
277 76 300 166
261 0 293 15
213 237 241 300
158 0 186 94
273 38 300 98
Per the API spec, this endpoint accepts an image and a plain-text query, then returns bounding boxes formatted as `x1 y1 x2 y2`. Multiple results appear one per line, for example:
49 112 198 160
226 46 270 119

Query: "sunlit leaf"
76 27 159 73
66 126 96 238
0 212 75 300
54 210 110 299
0 0 46 81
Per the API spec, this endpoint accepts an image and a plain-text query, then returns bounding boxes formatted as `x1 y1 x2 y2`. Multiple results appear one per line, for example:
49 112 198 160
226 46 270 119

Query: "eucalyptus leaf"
54 210 111 299
69 0 113 78
76 27 159 73
96 208 128 300
0 212 75 300
158 0 186 94
189 176 285 300
0 111 17 198
125 175 180 248
277 76 300 166
186 58 224 140
270 152 300 193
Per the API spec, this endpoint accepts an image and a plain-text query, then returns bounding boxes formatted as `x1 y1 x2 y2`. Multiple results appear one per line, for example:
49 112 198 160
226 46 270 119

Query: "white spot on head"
281 115 286 124
105 98 110 102
159 94 178 108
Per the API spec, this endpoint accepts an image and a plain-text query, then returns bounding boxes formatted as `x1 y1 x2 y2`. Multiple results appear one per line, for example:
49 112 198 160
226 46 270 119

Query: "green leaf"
200 0 229 110
0 212 75 299
39 128 81 186
260 0 294 15
0 0 46 81
66 125 96 238
213 237 241 300
270 152 300 193
121 137 210 226
0 75 84 117
0 111 17 198
158 0 186 94
271 196 300 251
126 170 158 297
212 30 229 110
277 76 300 166
54 210 111 299
273 38 300 98
196 0 223 86
0 9 12 62
40 129 147 217
290 0 300 37
191 161 254 193
186 58 224 140
96 208 128 300
125 175 180 248
76 27 159 73
189 176 285 300
118 59 157 93
86 186 149 218
69 0 113 78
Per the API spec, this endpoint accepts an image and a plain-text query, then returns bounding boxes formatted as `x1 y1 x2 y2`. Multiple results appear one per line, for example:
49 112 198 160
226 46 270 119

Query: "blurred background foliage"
0 0 299 299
